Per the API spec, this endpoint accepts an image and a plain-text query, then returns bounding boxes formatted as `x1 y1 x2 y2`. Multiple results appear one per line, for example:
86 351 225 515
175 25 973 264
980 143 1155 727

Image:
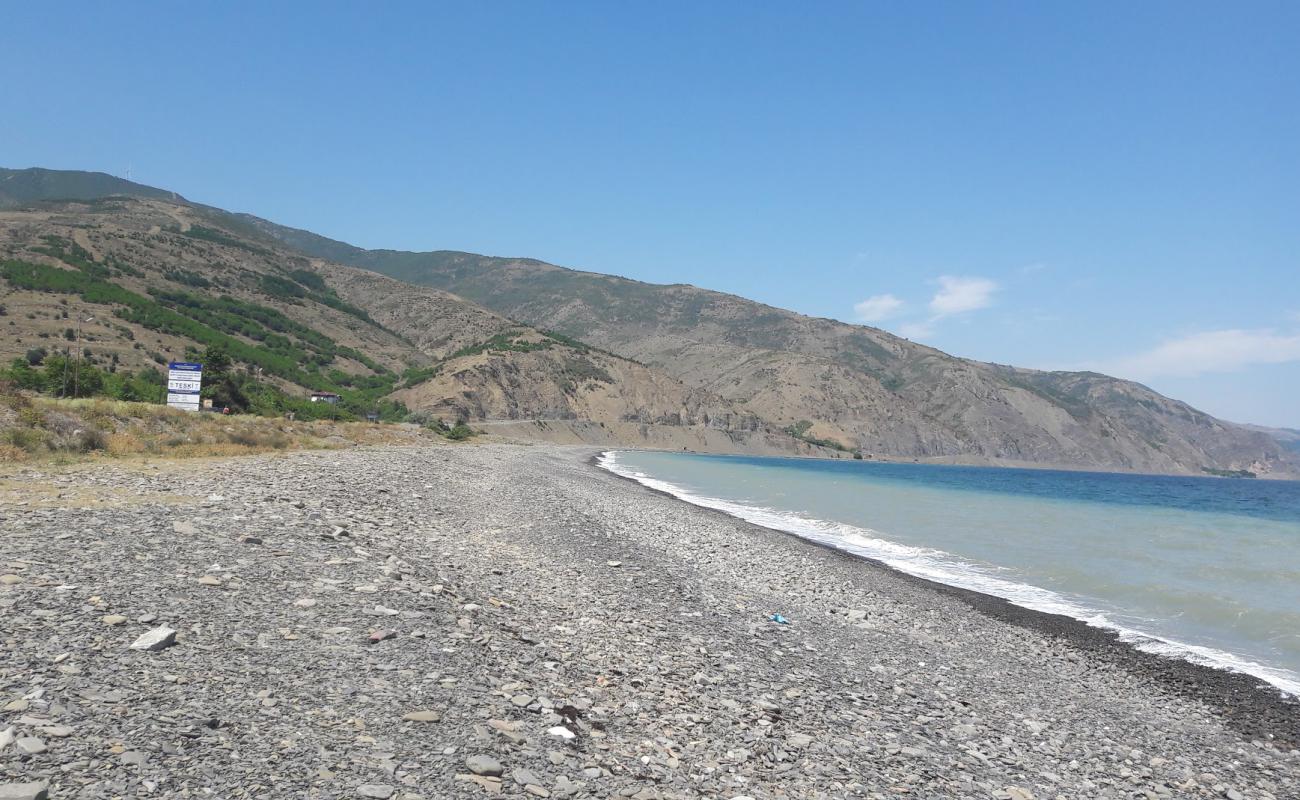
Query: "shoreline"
590 449 1300 748
4 442 1298 798
481 420 1300 481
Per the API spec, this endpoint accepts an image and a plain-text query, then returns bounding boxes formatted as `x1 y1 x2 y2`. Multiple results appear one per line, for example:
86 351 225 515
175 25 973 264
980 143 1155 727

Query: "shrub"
404 410 436 426
74 428 107 452
2 428 49 453
444 422 475 441
785 419 814 438
4 359 43 391
288 268 328 292
164 269 212 289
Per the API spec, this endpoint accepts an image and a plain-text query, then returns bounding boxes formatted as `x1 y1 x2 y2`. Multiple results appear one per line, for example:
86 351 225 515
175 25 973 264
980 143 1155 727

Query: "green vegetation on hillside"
441 329 628 366
181 224 273 256
448 331 554 359
0 344 407 423
399 364 441 388
558 358 614 394
0 245 405 420
164 268 213 288
255 263 379 326
2 257 331 389
1201 467 1257 479
3 354 165 401
783 419 851 452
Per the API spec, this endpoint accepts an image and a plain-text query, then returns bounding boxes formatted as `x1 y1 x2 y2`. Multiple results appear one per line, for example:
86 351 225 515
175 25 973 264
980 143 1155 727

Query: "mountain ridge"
252 221 1294 477
0 191 808 456
1 167 1293 477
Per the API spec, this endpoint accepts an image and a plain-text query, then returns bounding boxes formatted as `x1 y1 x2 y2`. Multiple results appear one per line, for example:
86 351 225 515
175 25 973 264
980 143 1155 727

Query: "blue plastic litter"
768 613 789 624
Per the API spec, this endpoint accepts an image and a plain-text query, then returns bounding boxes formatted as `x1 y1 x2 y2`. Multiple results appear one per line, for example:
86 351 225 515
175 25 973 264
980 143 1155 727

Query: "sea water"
599 450 1300 696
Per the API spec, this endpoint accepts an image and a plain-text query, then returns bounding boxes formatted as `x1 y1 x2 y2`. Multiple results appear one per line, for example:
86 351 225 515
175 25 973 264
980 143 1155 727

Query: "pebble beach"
1 443 1297 799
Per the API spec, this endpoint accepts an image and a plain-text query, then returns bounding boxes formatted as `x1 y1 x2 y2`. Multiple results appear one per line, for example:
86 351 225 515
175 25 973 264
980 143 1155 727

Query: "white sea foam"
598 450 1300 697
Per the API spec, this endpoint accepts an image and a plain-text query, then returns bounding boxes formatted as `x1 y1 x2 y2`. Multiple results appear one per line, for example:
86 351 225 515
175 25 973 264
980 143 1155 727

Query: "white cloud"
929 276 997 317
860 274 998 340
853 294 904 322
1097 328 1300 381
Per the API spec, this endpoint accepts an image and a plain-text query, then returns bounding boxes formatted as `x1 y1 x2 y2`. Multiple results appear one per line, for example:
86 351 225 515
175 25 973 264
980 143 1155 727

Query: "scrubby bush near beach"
0 381 448 464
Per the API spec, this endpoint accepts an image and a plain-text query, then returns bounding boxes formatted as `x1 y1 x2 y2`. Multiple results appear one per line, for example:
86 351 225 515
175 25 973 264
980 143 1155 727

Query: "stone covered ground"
0 444 1297 799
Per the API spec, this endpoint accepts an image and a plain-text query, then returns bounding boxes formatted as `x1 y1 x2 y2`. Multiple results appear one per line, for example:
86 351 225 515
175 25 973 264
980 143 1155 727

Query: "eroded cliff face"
387 330 765 430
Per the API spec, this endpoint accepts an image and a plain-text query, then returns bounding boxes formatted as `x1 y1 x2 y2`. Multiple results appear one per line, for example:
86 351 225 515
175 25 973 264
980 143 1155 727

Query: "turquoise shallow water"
600 451 1300 695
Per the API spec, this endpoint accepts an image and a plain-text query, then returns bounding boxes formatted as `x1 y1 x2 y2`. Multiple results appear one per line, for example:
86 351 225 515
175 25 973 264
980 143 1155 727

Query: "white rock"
546 726 576 739
14 737 46 755
0 781 50 800
130 626 177 651
465 754 504 776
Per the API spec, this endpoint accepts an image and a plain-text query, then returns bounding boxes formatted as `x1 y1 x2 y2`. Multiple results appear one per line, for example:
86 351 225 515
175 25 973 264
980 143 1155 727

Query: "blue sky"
5 2 1298 426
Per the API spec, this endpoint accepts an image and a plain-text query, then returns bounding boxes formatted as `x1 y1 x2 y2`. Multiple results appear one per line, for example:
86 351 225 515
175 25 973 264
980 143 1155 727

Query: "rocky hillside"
1238 423 1300 457
252 229 1296 477
1 167 1293 475
0 188 804 454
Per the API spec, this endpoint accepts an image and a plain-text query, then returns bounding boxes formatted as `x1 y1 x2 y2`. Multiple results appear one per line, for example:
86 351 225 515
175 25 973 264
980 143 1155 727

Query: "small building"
309 392 341 405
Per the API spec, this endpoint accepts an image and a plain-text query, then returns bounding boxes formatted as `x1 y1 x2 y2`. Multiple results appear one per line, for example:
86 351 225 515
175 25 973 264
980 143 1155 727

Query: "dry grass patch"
0 389 448 466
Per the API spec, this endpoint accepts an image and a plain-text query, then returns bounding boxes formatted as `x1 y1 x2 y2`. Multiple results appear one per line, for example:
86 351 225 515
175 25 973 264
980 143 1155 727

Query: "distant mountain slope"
244 236 1293 476
2 167 1293 475
1238 423 1300 456
0 167 184 208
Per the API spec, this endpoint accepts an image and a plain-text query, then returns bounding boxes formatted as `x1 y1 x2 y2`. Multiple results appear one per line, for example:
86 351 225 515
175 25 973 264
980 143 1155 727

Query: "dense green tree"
39 355 103 398
6 358 42 390
199 343 249 411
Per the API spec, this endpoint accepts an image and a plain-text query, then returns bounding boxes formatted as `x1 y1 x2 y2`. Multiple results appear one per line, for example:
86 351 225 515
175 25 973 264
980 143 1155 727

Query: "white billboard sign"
167 362 203 412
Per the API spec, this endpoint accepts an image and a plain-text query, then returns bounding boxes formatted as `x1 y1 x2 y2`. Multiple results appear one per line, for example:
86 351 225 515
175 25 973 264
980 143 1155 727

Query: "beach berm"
0 443 1296 798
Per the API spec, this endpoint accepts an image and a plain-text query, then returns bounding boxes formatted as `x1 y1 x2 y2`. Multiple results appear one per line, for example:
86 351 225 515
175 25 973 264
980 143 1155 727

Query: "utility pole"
73 314 94 398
